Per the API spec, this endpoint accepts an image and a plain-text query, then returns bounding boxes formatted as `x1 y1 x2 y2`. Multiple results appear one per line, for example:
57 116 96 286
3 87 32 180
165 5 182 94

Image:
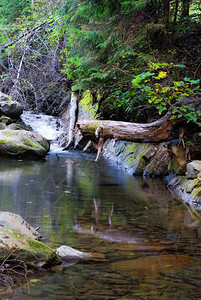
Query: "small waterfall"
21 111 65 152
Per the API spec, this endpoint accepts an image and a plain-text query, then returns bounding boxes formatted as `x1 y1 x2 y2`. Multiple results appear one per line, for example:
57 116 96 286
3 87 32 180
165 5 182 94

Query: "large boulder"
0 129 50 157
0 227 61 268
0 212 41 240
0 92 23 119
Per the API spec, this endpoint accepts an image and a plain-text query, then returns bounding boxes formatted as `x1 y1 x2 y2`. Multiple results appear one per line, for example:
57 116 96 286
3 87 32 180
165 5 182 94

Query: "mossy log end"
76 112 176 143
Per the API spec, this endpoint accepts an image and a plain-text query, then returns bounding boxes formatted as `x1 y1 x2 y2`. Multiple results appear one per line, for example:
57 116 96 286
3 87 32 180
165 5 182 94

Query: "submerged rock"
0 211 42 240
0 129 50 157
0 227 61 268
56 245 91 261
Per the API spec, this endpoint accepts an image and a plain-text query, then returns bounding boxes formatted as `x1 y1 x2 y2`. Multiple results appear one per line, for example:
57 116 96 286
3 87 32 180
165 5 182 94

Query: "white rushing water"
21 111 65 152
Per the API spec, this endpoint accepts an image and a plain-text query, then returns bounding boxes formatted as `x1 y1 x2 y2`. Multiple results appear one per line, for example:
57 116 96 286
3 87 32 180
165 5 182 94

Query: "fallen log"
76 112 176 143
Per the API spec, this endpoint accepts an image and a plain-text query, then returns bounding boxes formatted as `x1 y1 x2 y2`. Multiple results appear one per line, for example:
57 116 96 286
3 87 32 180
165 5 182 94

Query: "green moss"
3 130 19 136
79 90 98 118
127 155 136 164
189 177 201 193
0 227 61 267
193 187 201 199
0 139 7 144
24 138 40 149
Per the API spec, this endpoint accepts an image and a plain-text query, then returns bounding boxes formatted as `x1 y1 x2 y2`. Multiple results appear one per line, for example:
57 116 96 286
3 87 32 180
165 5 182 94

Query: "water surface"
0 150 201 299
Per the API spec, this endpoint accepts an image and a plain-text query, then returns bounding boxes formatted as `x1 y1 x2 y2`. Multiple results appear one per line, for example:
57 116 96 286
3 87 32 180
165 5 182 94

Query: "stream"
0 112 201 299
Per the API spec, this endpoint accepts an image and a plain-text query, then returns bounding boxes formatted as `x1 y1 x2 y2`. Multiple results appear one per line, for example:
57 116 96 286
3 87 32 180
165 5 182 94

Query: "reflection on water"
0 151 201 299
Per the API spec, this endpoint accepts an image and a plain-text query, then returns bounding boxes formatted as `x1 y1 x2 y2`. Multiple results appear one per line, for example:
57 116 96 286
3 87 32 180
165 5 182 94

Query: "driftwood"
76 112 176 143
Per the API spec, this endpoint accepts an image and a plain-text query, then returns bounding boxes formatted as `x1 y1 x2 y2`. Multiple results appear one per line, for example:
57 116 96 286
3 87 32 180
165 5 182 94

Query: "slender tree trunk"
31 0 35 11
181 0 190 18
164 0 170 31
171 0 179 44
65 92 78 149
163 0 170 46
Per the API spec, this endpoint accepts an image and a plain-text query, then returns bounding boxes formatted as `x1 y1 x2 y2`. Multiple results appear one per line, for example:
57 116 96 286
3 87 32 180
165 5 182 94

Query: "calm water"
0 150 201 299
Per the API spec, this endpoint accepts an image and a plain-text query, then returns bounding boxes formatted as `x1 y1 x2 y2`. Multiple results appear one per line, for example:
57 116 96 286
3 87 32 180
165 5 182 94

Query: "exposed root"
0 251 31 296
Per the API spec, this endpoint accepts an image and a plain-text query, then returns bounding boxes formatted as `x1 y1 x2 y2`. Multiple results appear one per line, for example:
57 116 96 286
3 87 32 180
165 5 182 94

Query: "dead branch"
2 18 58 49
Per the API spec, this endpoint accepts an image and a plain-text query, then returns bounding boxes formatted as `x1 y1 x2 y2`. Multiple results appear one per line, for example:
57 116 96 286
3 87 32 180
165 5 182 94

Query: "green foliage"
131 63 201 125
0 0 31 24
0 0 201 126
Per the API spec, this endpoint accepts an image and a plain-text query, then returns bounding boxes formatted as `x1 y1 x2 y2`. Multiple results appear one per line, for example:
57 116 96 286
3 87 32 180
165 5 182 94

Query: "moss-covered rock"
0 227 61 268
0 129 50 157
166 171 201 209
103 139 170 177
103 139 151 175
79 90 98 120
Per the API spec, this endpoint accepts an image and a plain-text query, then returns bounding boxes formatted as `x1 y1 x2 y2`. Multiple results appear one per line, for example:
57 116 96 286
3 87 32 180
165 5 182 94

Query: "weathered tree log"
76 112 176 143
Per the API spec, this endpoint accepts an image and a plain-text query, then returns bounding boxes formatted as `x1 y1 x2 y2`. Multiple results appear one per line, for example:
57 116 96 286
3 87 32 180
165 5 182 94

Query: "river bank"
102 139 201 210
60 91 201 211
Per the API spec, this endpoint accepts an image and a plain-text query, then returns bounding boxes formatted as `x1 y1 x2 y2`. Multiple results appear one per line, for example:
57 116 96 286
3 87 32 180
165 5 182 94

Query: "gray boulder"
187 161 201 179
56 245 91 261
0 211 41 240
0 91 23 119
0 128 50 157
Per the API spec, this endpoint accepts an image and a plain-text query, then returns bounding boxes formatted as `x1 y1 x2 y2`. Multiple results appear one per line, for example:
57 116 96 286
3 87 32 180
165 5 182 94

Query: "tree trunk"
163 0 170 31
181 0 190 18
171 0 179 43
65 92 78 149
76 112 176 143
31 0 34 11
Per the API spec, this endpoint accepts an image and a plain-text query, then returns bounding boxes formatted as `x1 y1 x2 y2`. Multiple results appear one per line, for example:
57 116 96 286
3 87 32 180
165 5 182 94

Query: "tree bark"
181 0 190 18
64 92 78 149
171 0 179 43
163 0 170 31
31 0 35 11
76 112 176 143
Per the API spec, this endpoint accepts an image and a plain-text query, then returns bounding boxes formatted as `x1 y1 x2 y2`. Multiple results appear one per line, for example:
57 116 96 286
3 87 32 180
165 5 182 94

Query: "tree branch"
2 18 58 49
